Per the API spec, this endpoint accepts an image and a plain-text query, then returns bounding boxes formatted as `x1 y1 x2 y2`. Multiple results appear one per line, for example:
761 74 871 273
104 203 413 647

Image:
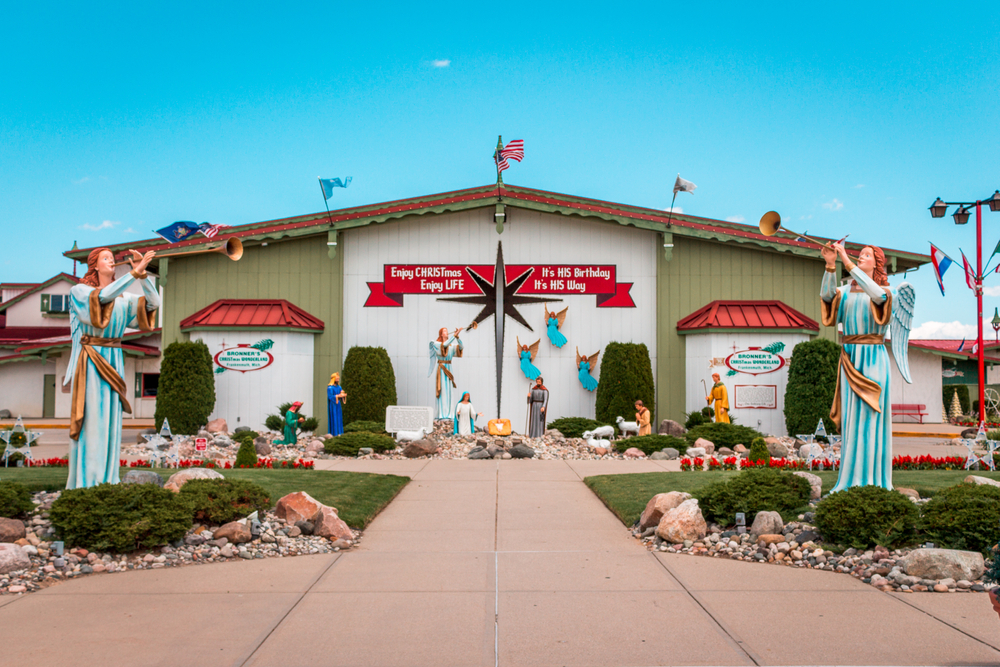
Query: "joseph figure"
526 377 549 438
706 372 730 423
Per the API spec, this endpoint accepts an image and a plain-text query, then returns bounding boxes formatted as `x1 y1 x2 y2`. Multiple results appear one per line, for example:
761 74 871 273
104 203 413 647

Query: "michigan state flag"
154 221 202 243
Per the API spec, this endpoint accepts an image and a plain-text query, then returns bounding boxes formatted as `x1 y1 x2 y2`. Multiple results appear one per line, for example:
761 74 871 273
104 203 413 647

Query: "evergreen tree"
341 347 398 424
154 341 216 435
783 338 840 436
594 342 655 425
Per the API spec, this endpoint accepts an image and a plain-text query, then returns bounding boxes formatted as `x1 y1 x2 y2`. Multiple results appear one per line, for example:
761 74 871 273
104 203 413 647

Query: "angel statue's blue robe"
578 360 599 392
821 267 913 492
66 272 159 489
519 349 541 380
546 317 567 348
429 335 463 420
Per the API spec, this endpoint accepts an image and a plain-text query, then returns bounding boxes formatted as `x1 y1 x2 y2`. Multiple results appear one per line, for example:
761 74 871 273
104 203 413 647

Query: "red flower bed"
679 454 969 472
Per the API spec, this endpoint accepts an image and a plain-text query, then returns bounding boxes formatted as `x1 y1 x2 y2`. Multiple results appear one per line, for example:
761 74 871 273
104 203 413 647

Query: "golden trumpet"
115 237 244 266
758 211 826 248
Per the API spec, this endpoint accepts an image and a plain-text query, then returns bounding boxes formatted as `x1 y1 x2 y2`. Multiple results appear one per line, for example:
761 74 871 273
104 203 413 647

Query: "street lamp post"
930 191 1000 427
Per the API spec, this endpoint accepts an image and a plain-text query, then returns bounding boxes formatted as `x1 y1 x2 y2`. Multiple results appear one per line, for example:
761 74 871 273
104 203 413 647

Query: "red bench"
892 403 928 424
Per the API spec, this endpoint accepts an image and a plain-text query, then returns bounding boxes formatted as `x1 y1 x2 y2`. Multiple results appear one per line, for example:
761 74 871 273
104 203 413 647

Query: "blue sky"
3 2 999 338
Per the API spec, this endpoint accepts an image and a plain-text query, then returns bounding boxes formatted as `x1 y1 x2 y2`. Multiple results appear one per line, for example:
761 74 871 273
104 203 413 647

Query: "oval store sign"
725 347 785 376
214 345 274 373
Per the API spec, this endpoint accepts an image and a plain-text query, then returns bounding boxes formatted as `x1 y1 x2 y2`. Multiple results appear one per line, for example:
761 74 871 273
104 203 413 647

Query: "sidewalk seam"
887 591 1000 654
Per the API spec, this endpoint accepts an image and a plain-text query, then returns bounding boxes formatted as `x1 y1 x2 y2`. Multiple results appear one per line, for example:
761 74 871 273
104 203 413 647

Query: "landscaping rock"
593 447 608 456
136 427 156 444
206 418 228 433
121 470 164 487
965 475 1000 488
509 444 536 459
0 518 26 543
0 409 11 419
895 487 920 500
961 428 978 439
624 447 646 458
275 492 325 524
765 437 789 458
733 444 748 454
234 426 251 434
164 467 224 492
544 429 564 438
358 448 373 456
655 499 707 543
687 447 706 458
312 506 353 541
649 451 669 460
0 543 31 574
661 448 680 460
658 419 686 437
254 437 272 456
402 439 439 458
792 471 822 500
750 511 784 540
295 520 315 535
901 548 985 581
756 534 785 545
799 443 823 459
214 521 252 544
639 492 692 530
468 447 492 460
797 530 820 544
305 439 325 453
717 447 733 456
694 438 714 455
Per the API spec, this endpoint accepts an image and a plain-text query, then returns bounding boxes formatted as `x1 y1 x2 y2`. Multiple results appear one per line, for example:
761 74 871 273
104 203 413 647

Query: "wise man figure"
429 326 464 420
706 372 730 423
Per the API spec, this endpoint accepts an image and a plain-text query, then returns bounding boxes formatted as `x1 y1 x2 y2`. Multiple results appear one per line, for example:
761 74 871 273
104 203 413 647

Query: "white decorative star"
1 416 41 466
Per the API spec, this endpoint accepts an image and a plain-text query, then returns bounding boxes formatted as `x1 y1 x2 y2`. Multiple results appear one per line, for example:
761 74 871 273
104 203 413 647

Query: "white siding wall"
193 331 315 432
684 332 812 436
4 281 74 327
343 208 657 428
0 359 52 418
888 346 943 423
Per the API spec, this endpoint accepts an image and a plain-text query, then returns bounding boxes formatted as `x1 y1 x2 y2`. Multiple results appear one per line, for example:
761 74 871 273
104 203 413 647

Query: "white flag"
673 174 697 195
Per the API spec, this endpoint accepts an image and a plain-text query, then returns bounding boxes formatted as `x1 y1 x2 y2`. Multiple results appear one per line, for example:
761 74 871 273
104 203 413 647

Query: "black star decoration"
438 242 560 418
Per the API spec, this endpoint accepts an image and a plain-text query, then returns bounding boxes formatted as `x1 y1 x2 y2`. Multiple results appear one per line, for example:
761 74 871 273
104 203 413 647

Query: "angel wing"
575 346 584 367
554 306 568 329
587 350 600 372
890 282 915 384
528 339 540 362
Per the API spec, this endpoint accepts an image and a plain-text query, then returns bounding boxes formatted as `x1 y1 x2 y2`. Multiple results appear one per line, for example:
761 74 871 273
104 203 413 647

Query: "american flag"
495 139 524 173
199 223 228 239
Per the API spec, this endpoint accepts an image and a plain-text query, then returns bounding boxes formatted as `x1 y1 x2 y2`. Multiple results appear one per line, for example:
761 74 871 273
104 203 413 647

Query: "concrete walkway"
2 460 1000 666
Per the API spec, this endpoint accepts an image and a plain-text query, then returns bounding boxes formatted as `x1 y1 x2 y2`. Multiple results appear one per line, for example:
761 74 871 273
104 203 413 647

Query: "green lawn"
584 469 1000 527
0 467 409 529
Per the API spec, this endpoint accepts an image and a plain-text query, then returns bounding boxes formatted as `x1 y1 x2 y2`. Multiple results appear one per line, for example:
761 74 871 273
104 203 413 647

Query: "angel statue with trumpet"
820 241 914 492
429 323 477 420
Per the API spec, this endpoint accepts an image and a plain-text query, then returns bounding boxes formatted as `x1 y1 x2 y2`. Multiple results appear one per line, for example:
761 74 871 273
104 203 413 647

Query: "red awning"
677 300 819 332
179 299 324 332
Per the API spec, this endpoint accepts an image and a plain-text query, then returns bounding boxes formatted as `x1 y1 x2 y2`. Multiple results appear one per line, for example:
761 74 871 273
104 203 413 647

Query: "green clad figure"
275 401 305 445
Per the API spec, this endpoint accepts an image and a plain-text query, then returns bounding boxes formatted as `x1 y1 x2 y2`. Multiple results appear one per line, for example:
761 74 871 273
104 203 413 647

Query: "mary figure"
67 247 159 489
453 392 482 436
820 242 913 492
327 372 346 436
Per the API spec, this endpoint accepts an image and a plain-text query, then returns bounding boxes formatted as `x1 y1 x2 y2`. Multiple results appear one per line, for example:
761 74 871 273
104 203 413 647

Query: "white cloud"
726 215 745 223
854 184 865 189
123 227 138 234
663 206 683 214
984 286 1000 297
912 320 977 340
799 214 813 221
72 177 90 185
78 220 119 231
431 59 451 68
822 198 844 211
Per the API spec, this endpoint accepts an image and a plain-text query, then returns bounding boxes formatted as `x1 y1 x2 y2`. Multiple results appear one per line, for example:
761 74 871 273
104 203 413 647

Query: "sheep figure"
394 426 431 443
582 425 616 441
616 416 639 438
585 437 611 449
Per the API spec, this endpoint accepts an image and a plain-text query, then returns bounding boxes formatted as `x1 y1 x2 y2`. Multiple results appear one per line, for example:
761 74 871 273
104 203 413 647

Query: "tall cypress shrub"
155 340 216 435
595 342 655 425
784 338 840 437
341 346 398 424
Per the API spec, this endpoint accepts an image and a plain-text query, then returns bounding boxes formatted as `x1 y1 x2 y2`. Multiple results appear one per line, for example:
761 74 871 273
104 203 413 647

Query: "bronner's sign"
725 347 785 376
215 345 274 373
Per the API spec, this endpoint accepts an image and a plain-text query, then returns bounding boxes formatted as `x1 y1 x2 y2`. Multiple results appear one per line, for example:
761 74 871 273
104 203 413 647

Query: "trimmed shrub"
944 385 970 416
342 347 398 425
694 468 811 525
265 403 319 434
748 437 770 465
0 480 33 518
179 479 271 524
684 422 763 449
684 409 712 430
324 431 397 456
815 485 919 549
546 417 611 439
155 341 216 435
614 434 688 455
344 420 388 434
919 483 1000 555
235 440 258 468
784 338 840 437
594 342 655 426
50 483 193 552
232 430 259 446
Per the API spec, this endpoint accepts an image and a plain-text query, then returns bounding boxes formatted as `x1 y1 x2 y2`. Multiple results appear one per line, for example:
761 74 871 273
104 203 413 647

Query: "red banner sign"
366 264 634 308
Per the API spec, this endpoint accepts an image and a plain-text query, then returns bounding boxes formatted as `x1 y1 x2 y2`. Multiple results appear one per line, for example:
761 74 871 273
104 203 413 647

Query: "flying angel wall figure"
576 347 600 392
544 305 568 348
517 337 541 380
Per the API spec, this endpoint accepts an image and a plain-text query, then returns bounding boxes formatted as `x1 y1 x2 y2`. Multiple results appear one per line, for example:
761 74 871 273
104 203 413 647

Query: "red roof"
179 299 324 332
0 326 71 344
0 273 79 313
677 300 820 332
909 339 1000 361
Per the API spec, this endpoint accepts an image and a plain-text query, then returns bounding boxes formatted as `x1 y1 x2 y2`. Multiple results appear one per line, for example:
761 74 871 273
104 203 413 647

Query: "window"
40 294 70 313
141 373 159 398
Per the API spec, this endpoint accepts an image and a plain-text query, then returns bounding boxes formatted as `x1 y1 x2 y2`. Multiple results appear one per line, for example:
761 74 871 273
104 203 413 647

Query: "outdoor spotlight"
988 190 1000 213
954 206 971 225
929 197 948 218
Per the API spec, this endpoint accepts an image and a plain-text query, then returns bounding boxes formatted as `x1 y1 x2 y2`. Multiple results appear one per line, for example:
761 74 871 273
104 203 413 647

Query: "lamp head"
929 198 948 219
953 207 970 225
988 191 1000 213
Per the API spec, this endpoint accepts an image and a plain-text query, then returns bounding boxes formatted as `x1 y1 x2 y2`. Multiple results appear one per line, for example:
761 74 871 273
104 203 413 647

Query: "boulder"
686 447 706 458
136 427 156 444
213 435 233 448
312 506 353 541
895 487 921 500
206 418 228 433
305 439 325 453
254 437 272 456
639 491 692 530
901 548 985 581
358 448 374 456
750 511 784 539
122 470 165 487
799 443 824 460
164 467 224 492
624 447 646 459
294 520 315 536
658 419 686 437
0 518 26 543
694 438 715 455
661 448 680 460
649 451 669 460
509 444 536 459
593 447 608 456
468 447 492 460
214 521 252 545
544 429 564 438
792 471 823 500
961 428 978 439
402 439 439 458
965 475 1000 488
765 437 789 458
733 444 748 454
234 426 252 434
0 409 11 419
655 499 707 543
275 492 325 525
756 534 785 545
0 543 30 574
717 447 734 456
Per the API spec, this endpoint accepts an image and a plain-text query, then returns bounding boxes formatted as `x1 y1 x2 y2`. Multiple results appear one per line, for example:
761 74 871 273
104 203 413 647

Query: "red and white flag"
198 223 228 239
495 139 524 173
961 250 977 290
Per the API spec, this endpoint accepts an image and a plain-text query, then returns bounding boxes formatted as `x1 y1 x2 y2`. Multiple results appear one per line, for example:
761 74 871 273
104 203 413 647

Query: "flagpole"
495 135 504 200
318 178 335 227
665 191 677 229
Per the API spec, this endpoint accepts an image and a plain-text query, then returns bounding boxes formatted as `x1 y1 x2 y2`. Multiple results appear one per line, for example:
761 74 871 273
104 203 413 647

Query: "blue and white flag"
320 177 352 200
154 221 202 243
